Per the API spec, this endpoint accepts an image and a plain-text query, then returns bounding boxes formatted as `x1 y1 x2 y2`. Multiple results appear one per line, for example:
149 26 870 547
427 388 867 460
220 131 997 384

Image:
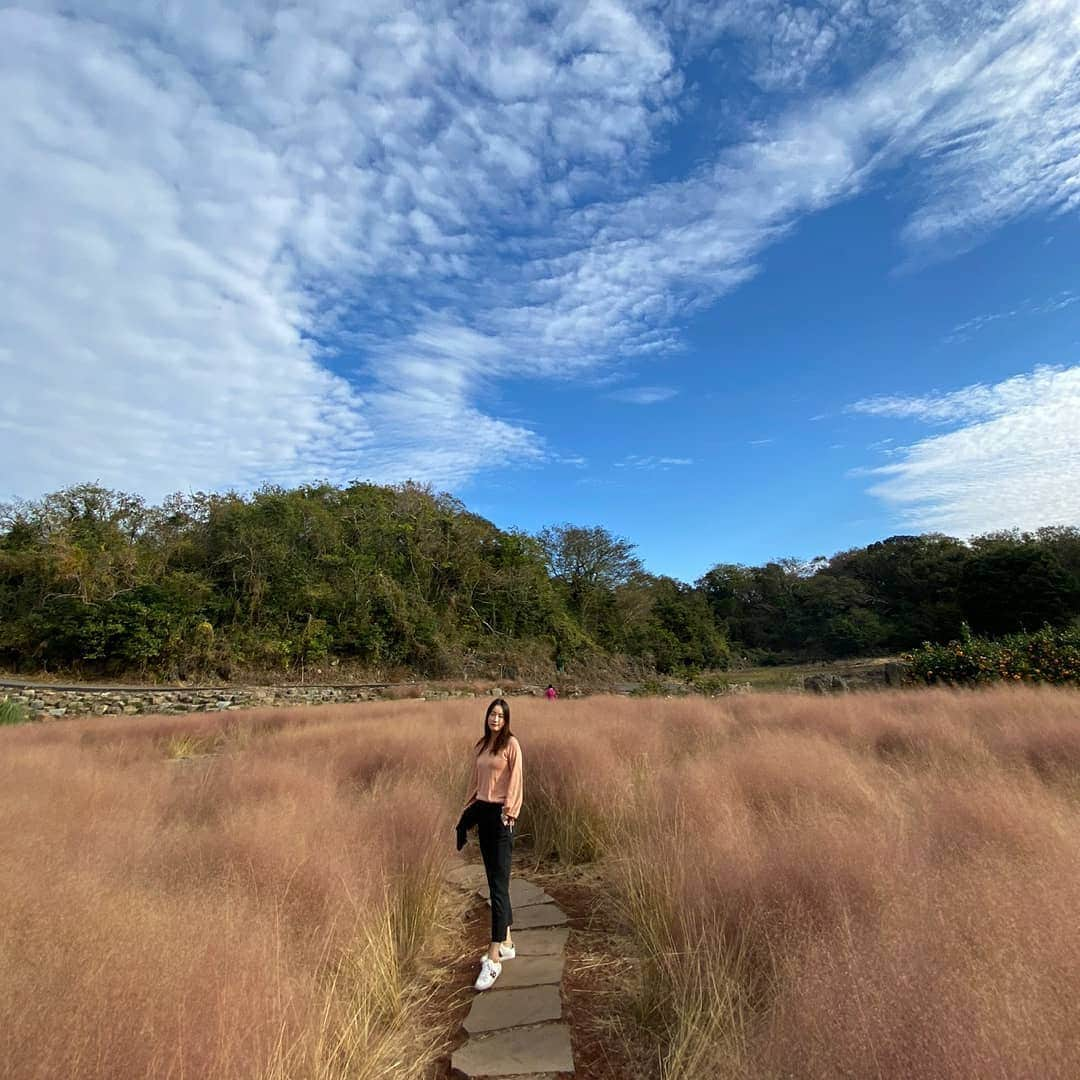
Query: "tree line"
1 481 1078 680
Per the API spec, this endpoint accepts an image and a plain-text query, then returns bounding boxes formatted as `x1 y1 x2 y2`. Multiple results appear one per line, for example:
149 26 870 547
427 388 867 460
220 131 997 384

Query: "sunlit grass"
0 703 470 1079
5 686 1080 1078
516 687 1080 1079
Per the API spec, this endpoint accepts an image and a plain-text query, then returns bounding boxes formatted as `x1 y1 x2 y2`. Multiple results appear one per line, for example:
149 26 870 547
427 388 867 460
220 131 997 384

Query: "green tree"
962 541 1077 635
824 534 967 647
538 524 643 639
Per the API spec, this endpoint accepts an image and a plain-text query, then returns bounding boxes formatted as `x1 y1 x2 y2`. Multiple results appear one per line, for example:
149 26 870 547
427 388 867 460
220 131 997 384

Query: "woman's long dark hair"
475 698 512 756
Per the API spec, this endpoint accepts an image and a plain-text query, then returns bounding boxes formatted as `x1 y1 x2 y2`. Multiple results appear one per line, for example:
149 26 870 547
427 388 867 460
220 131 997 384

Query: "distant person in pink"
544 684 558 701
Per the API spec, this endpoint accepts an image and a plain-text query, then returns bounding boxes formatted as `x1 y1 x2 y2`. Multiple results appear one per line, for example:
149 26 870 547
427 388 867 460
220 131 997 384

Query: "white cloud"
854 365 1080 535
614 454 693 469
2 0 1079 502
0 7 371 496
483 0 1080 373
898 0 1080 254
945 290 1080 343
0 0 678 497
849 364 1075 424
663 0 926 88
356 318 543 485
552 453 588 468
608 385 679 404
945 309 1020 343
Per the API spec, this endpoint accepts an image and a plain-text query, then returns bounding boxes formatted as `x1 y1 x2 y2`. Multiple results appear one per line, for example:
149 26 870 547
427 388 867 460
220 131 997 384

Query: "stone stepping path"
488 954 564 990
508 904 568 930
464 984 563 1034
451 1025 574 1078
479 878 554 907
509 928 569 956
443 857 574 1078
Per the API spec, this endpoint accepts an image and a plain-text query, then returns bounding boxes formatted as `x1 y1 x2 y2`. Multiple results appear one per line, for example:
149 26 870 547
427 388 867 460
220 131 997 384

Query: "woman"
457 697 523 991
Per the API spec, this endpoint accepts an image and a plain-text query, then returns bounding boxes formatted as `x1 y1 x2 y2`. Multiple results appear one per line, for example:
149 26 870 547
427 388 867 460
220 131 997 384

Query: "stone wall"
0 663 911 721
0 682 513 722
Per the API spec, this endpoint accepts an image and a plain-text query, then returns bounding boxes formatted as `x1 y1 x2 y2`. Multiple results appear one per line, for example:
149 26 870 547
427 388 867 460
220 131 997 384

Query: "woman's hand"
501 813 515 829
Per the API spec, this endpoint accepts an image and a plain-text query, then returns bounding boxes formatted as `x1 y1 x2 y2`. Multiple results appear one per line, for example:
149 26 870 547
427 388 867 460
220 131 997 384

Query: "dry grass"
512 687 1080 1079
0 702 478 1080
6 687 1080 1079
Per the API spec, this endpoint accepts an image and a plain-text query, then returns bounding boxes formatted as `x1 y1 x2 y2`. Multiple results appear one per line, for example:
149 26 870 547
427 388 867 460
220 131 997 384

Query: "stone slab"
451 1023 574 1077
463 984 562 1034
445 863 488 889
509 928 569 956
510 903 568 930
491 954 564 990
480 879 554 906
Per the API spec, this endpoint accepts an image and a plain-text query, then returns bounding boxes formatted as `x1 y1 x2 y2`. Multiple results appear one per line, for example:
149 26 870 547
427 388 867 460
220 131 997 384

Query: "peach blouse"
464 735 523 820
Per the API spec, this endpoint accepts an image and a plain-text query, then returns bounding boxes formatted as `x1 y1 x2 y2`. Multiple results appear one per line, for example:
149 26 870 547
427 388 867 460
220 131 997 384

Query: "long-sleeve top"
463 735 523 820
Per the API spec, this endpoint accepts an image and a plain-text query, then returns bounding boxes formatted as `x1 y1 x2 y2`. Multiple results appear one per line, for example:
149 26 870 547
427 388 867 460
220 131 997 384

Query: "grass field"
712 655 900 690
0 705 473 1079
3 687 1080 1078
526 687 1080 1078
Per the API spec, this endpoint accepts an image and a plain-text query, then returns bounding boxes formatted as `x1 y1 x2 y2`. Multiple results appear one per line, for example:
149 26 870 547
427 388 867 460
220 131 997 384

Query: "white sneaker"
478 943 516 961
474 956 502 991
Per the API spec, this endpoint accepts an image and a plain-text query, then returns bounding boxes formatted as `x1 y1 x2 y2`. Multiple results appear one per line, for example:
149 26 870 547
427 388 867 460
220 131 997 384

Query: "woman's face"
486 705 506 734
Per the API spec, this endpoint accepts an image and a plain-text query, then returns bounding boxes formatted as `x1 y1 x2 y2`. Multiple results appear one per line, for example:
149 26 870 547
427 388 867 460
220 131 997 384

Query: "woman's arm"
503 738 523 822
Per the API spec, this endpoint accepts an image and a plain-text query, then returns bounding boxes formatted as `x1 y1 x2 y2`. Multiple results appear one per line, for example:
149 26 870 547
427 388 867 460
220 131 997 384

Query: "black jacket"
454 800 484 850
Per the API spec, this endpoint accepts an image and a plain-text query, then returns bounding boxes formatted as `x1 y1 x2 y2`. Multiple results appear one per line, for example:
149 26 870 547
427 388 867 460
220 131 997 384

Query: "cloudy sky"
3 0 1079 580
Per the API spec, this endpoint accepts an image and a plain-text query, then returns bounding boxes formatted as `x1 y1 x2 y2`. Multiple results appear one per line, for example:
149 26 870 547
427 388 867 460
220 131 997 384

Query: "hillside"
2 481 1078 682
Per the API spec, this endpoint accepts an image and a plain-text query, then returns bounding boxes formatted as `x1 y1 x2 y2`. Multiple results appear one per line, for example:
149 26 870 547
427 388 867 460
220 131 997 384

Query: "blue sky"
2 0 1079 582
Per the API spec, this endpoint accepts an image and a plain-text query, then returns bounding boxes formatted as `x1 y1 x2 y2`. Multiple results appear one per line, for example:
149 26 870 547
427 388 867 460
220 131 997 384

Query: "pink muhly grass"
0 705 465 1079
518 686 1080 1079
759 846 1080 1079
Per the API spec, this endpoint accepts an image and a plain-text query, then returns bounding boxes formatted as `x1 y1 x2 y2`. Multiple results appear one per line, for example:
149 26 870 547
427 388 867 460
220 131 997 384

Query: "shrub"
905 622 1080 685
0 697 29 725
691 672 732 696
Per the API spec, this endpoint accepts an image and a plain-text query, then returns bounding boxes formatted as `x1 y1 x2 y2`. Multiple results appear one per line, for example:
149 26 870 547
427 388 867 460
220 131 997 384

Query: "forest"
1 481 1078 680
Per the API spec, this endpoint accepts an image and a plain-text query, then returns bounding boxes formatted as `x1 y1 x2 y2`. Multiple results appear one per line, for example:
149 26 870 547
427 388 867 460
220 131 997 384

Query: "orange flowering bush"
905 623 1080 685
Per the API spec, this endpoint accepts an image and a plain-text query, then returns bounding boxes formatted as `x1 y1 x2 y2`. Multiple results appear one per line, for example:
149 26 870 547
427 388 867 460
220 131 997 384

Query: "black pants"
475 800 514 943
